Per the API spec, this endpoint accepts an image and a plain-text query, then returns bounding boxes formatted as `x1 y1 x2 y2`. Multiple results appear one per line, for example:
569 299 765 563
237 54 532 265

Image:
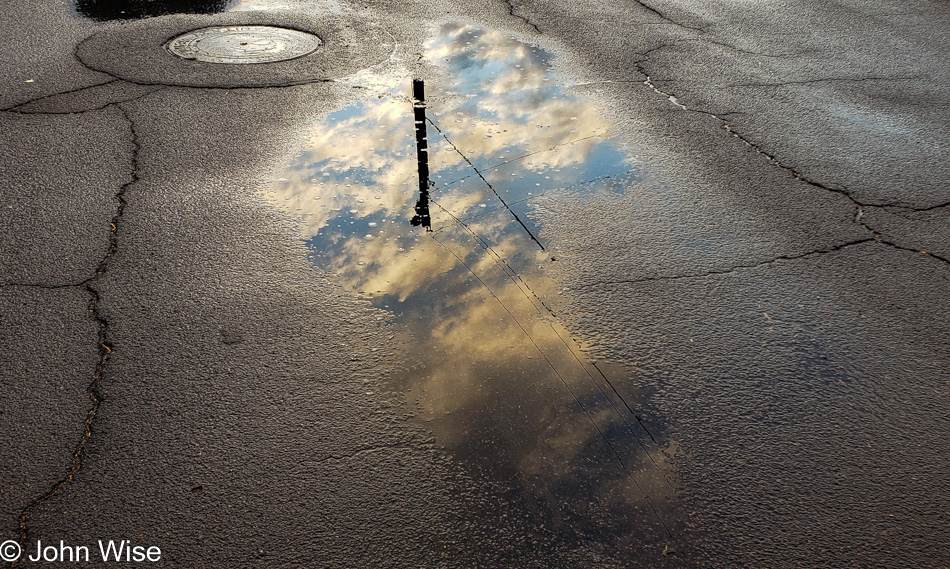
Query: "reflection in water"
270 23 679 556
410 189 431 230
411 79 433 231
74 0 233 20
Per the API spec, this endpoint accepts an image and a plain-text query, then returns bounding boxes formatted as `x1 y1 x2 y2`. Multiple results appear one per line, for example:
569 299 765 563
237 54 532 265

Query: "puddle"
75 0 236 20
269 22 680 555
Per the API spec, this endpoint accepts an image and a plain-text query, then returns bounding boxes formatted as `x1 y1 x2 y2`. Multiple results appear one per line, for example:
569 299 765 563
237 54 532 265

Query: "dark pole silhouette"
410 79 432 231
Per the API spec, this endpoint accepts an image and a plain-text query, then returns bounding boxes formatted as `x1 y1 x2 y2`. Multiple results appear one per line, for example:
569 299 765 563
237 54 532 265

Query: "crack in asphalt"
626 0 704 31
0 79 119 113
632 52 950 269
501 0 541 33
0 74 332 116
883 200 950 213
873 240 950 266
0 76 166 116
10 103 138 565
498 0 702 35
857 215 950 266
67 38 339 91
595 238 876 286
4 86 165 116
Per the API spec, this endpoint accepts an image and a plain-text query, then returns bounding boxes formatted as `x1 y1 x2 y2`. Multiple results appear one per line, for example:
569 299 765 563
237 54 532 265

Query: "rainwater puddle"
270 22 679 555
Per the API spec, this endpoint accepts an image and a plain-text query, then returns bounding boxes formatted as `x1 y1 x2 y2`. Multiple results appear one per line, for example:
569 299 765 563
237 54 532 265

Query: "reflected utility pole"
410 79 432 231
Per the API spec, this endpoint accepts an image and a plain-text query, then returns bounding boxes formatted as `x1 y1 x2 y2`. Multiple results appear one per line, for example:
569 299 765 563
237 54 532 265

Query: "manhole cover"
78 13 390 87
166 25 322 64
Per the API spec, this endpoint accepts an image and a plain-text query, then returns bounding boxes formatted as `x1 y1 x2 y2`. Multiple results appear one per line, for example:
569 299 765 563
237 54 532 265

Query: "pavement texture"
1 0 947 567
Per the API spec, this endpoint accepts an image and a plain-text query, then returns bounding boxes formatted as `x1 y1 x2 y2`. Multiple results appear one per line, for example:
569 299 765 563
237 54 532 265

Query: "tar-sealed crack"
9 103 138 566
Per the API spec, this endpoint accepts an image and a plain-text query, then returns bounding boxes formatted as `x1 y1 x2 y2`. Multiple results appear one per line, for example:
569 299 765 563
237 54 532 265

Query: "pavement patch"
76 11 390 88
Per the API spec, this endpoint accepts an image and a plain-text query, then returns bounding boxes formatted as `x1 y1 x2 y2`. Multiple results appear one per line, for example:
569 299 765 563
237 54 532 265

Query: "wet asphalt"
1 0 948 567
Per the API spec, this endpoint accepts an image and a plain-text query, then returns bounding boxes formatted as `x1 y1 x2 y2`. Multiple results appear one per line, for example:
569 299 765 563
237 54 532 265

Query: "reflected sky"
269 22 679 555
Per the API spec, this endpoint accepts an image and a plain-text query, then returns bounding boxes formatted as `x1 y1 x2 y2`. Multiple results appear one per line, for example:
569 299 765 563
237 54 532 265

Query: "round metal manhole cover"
166 25 322 64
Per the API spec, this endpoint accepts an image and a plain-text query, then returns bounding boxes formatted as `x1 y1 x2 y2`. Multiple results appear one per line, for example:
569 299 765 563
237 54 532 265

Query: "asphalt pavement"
1 0 947 567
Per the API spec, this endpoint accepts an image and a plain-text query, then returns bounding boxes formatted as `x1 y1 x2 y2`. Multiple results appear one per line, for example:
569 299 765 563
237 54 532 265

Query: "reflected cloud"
268 22 678 553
